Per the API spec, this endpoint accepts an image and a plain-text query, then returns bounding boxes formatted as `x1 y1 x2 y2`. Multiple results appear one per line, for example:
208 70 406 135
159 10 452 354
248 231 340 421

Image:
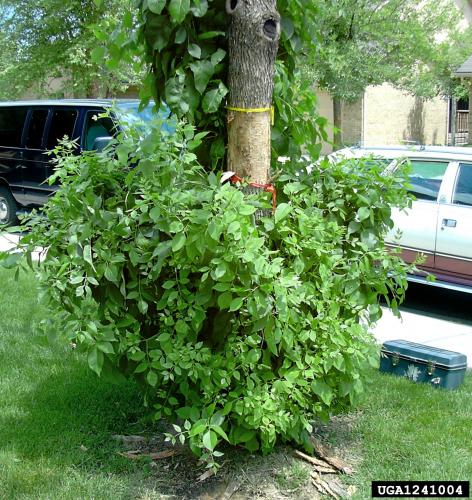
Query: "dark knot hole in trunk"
263 18 278 41
226 0 239 14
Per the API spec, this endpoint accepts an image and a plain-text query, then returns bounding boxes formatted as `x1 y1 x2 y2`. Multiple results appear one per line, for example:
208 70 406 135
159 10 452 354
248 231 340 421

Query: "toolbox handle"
391 352 400 367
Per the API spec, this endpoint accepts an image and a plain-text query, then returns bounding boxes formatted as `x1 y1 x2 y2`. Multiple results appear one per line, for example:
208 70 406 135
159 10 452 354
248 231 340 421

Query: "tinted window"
408 160 448 201
83 111 115 150
453 164 472 207
0 107 28 148
25 109 48 150
46 109 78 149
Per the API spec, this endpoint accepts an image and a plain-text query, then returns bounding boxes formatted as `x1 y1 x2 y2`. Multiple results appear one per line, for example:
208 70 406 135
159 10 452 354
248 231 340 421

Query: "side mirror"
92 136 112 152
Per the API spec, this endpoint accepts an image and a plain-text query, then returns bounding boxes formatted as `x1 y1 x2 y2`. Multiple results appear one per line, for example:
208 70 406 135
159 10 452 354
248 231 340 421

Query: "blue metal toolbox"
380 340 467 390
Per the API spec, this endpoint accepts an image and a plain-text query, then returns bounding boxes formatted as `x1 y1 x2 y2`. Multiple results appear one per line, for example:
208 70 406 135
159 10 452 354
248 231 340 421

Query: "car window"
0 107 28 148
114 102 174 134
408 160 448 201
83 110 115 150
453 164 472 207
25 109 49 150
46 109 78 150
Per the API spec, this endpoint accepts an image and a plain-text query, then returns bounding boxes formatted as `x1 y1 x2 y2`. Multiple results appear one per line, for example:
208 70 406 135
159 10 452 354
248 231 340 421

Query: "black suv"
0 99 160 226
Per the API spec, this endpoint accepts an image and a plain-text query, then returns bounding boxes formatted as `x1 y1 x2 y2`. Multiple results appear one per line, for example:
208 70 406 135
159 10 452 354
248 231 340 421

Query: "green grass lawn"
0 267 471 499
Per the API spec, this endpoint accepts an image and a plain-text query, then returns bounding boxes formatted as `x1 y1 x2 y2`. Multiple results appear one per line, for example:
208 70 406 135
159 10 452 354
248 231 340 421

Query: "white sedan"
334 145 472 294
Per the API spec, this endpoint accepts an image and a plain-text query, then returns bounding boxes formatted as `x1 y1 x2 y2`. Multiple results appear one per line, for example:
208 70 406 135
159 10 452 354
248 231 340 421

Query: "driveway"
372 283 472 367
0 232 20 253
0 233 44 261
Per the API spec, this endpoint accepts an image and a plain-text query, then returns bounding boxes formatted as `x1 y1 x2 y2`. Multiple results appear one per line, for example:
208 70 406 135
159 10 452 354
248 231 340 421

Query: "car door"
43 107 80 195
387 159 450 270
22 107 50 205
0 106 29 205
435 162 472 278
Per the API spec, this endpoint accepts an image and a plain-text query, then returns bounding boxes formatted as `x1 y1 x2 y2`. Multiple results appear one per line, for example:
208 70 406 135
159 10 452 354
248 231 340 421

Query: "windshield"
114 101 174 134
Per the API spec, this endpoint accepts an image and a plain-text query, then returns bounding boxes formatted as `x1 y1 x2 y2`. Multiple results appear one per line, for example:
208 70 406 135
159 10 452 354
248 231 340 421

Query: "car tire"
0 186 18 227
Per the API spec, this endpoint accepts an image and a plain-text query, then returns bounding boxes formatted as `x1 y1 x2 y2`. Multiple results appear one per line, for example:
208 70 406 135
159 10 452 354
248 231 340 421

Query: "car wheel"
0 187 18 227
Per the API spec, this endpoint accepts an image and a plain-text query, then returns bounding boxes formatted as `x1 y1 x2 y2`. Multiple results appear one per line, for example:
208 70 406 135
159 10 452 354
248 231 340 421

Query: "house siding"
362 84 448 147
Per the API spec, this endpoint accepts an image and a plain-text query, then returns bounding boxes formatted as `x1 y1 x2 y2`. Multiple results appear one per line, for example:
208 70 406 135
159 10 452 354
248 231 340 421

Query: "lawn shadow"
1 357 142 449
0 349 361 499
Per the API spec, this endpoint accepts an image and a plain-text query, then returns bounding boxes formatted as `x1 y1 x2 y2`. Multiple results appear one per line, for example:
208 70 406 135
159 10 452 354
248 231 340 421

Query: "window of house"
83 111 115 150
0 107 28 148
407 160 448 201
46 109 78 150
25 109 49 150
453 164 472 207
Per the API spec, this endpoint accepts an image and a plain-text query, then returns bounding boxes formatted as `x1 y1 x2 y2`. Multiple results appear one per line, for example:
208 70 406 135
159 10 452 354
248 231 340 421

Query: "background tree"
303 0 468 148
0 0 141 98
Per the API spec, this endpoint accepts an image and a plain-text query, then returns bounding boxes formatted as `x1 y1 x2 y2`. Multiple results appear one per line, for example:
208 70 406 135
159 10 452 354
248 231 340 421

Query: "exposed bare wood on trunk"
226 0 280 184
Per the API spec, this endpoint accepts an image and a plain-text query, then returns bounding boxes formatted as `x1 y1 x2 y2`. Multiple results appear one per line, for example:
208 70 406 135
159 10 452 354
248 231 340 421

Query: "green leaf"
198 30 225 40
172 232 186 252
229 297 244 312
210 412 224 427
97 341 115 354
83 244 93 266
88 348 104 376
233 426 256 444
357 207 371 221
202 430 217 450
190 0 208 17
207 220 222 241
239 204 257 215
189 60 214 94
188 43 201 59
0 252 23 269
168 0 190 23
311 379 333 405
348 220 360 234
147 370 158 387
275 203 292 224
134 362 148 373
175 26 187 43
227 221 240 234
123 10 133 29
148 0 166 14
361 229 377 249
91 46 106 64
213 425 229 442
138 300 149 315
150 206 161 222
217 291 232 309
281 16 295 39
69 275 84 285
189 421 207 437
211 48 226 66
202 83 228 113
138 159 155 178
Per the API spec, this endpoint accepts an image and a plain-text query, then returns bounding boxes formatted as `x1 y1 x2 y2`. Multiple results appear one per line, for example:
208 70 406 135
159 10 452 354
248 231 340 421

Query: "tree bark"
226 0 280 184
333 97 343 150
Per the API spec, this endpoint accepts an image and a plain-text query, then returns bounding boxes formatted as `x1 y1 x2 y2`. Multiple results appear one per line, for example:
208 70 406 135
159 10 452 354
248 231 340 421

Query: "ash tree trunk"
226 0 280 184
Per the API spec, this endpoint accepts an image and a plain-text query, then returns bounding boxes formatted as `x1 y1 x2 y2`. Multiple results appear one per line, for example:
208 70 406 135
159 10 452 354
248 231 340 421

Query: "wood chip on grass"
118 449 181 460
294 442 354 498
